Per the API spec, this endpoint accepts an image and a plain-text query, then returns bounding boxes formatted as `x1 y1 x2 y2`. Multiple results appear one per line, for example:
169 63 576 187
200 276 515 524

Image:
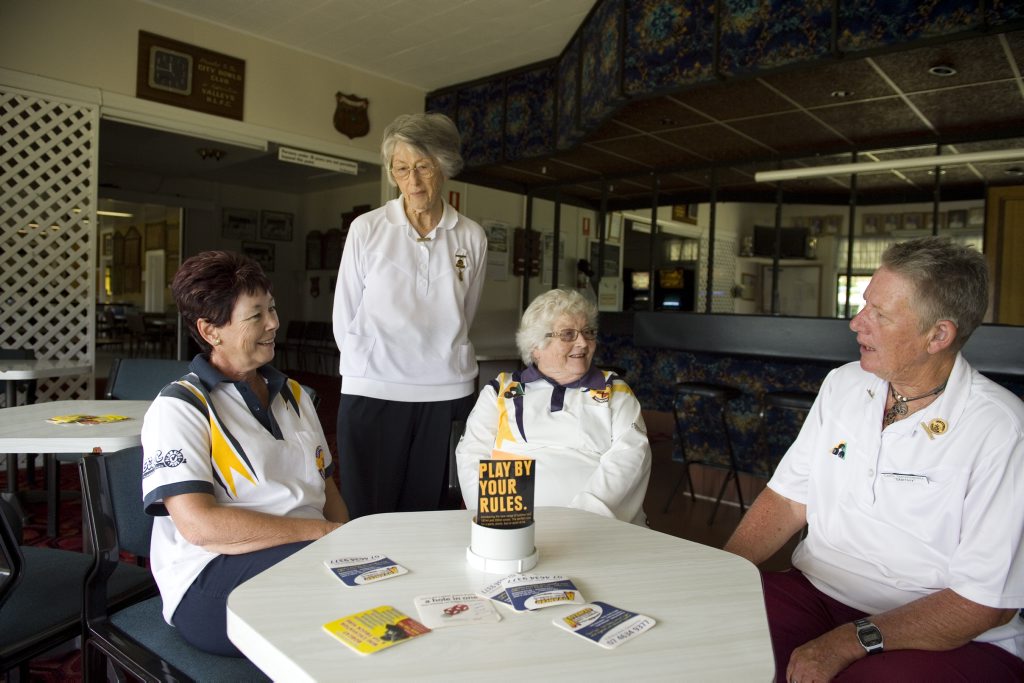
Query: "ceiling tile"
587 135 703 168
759 58 896 108
611 98 708 132
551 146 651 176
656 124 772 162
728 111 849 155
908 82 1024 136
809 99 934 147
871 34 1014 93
674 80 795 121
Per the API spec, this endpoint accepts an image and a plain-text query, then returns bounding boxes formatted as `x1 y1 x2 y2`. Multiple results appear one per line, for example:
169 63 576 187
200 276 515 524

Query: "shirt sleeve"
569 380 653 523
456 379 500 511
462 221 488 327
141 392 216 515
332 216 367 353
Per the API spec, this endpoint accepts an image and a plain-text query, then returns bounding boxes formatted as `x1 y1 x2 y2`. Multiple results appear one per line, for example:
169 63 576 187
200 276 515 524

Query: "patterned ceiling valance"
426 0 1022 169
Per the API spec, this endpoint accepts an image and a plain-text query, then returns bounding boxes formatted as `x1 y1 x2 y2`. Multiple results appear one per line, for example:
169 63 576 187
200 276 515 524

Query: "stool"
760 391 816 475
663 381 743 525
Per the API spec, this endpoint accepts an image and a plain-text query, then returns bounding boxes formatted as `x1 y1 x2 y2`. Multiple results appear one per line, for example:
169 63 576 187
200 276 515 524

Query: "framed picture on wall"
241 241 275 272
260 210 294 241
222 208 258 240
947 209 967 230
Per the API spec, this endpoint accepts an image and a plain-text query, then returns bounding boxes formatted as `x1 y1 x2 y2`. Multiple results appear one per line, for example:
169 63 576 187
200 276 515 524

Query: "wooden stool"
760 391 816 475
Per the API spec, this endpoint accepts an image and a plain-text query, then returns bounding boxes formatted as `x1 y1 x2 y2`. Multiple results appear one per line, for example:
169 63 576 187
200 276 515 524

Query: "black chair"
663 382 744 525
80 449 269 682
105 358 192 400
759 391 817 475
277 320 307 372
444 419 467 510
0 495 153 678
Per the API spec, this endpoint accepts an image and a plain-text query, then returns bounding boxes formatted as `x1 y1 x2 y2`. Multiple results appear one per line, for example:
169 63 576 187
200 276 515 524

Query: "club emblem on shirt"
315 445 327 479
928 419 947 435
454 248 468 282
831 441 847 460
503 382 524 399
589 389 610 403
142 448 186 478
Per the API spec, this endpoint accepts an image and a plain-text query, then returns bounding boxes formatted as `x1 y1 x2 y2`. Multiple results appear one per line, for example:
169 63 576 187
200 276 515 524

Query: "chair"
759 391 816 474
46 358 191 540
125 314 163 357
80 449 270 682
277 320 306 372
444 419 467 510
105 358 192 400
663 382 744 525
0 494 153 678
299 383 321 410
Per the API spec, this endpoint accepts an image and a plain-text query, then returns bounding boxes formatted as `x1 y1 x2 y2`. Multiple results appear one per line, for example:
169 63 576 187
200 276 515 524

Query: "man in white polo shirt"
725 237 1024 681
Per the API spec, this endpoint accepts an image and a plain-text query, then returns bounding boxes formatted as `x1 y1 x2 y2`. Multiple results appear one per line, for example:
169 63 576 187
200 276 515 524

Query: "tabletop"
227 507 775 682
0 359 93 381
0 400 151 454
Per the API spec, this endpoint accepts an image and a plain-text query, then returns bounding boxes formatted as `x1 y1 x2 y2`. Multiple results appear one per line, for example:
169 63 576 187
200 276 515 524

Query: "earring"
212 338 222 346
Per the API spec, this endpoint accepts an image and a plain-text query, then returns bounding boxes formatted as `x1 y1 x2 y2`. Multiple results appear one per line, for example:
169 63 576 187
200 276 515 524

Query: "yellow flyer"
46 414 131 425
322 605 430 655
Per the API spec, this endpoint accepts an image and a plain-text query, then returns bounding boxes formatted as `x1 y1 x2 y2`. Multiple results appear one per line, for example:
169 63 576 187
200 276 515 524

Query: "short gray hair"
380 112 464 186
880 236 989 349
516 289 598 366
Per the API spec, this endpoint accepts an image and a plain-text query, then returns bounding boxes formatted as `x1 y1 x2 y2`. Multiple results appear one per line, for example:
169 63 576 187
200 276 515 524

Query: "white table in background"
227 507 775 682
0 399 150 536
0 359 92 408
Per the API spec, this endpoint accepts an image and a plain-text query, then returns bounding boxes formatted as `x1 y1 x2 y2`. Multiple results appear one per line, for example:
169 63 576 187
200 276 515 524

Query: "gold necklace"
883 380 947 427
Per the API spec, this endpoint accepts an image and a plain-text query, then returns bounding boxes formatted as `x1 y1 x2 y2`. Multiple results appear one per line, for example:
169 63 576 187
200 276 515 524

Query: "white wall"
0 0 423 161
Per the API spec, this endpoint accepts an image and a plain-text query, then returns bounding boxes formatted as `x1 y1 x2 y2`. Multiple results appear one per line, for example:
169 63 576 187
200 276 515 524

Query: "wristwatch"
854 618 884 655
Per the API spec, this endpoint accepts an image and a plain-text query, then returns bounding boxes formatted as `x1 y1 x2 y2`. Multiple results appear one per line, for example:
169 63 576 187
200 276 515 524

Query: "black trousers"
173 540 311 657
336 393 475 519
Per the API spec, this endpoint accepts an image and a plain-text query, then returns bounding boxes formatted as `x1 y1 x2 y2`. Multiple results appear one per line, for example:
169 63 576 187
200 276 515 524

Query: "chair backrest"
82 448 153 560
446 419 467 509
0 498 24 612
299 383 320 409
106 358 191 400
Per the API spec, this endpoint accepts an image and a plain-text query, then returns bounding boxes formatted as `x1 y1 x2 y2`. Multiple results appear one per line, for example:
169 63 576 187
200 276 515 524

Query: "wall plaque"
137 31 245 121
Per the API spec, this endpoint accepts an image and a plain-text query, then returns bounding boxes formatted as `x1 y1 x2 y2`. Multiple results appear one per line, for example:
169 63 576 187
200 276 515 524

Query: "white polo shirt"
769 354 1024 656
142 357 333 624
332 196 488 402
456 366 652 525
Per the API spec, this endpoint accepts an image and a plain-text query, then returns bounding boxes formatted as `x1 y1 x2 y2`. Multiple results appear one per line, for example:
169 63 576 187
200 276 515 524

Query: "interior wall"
0 0 423 160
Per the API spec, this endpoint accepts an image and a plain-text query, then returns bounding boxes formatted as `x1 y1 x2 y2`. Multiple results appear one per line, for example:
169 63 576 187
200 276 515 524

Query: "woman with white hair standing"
332 112 487 518
456 288 652 524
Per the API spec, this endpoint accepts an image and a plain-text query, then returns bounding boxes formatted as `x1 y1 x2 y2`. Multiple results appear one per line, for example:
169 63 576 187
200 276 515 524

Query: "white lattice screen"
697 236 738 314
1 86 97 405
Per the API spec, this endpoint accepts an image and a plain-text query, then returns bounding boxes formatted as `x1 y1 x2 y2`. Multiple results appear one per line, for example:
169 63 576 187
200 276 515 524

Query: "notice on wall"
476 458 535 529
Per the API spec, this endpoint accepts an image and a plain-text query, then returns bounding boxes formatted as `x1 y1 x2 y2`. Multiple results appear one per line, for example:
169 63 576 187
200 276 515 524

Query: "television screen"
659 268 685 289
753 226 809 258
631 271 650 290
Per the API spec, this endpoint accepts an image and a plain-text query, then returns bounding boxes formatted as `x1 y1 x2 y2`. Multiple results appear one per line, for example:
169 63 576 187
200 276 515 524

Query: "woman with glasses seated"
456 288 652 524
332 112 487 519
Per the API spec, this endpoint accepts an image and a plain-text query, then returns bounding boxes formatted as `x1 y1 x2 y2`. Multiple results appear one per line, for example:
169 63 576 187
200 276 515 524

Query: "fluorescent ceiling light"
96 210 134 217
755 148 1024 183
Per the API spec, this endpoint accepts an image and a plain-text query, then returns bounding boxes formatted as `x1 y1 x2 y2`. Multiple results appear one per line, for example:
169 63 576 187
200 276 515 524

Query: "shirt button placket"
418 243 430 295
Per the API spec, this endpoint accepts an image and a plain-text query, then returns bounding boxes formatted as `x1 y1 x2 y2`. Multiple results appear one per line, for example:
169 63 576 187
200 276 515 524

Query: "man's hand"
786 624 863 683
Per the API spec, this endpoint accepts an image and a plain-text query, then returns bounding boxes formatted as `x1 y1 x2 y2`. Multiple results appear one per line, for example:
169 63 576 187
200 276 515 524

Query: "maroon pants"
762 569 1024 682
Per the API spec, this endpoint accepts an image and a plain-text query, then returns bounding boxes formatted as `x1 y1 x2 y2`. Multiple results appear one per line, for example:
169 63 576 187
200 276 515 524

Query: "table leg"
46 453 60 538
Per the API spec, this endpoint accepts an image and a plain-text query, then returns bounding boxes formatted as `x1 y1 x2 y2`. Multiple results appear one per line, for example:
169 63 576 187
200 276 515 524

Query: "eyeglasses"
391 162 437 180
545 327 598 343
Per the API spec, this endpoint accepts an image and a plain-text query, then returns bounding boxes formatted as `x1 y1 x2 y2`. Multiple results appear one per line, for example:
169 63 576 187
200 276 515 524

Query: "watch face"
149 46 193 95
860 628 882 647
